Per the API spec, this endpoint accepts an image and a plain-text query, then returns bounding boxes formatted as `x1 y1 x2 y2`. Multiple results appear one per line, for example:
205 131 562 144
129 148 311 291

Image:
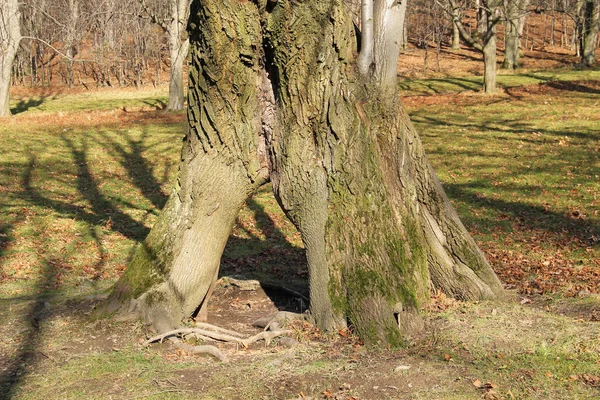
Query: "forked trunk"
102 0 503 345
502 0 528 70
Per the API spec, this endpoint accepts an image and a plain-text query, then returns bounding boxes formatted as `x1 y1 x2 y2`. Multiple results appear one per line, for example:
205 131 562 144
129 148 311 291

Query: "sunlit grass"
399 68 600 96
406 78 600 294
9 87 169 114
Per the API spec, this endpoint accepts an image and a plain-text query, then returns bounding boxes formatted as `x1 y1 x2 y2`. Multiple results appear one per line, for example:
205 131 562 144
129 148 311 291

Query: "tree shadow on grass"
99 129 171 210
0 256 59 399
443 181 600 247
20 141 150 243
9 97 46 115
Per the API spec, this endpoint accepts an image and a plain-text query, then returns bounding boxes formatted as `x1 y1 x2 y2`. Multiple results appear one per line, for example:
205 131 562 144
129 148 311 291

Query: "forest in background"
6 0 600 89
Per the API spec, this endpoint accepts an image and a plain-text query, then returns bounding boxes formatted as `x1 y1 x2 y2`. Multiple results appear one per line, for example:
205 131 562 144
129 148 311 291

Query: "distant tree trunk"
0 0 21 116
101 0 503 346
581 0 599 65
502 0 529 69
483 32 497 91
65 0 80 88
447 0 502 93
452 7 461 50
166 0 190 111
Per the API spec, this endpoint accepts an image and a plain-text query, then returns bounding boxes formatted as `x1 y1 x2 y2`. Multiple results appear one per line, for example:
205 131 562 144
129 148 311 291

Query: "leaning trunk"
103 0 503 346
581 0 599 66
0 0 21 117
100 1 269 332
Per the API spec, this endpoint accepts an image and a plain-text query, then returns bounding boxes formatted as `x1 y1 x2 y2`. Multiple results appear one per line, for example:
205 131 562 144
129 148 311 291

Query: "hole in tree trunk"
218 184 309 314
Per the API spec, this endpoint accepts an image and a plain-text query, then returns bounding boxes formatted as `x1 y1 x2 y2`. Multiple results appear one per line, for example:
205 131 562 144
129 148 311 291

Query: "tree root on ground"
142 322 292 362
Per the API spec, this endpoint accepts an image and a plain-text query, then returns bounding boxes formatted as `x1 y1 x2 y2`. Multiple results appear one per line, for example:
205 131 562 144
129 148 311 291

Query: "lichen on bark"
102 0 504 346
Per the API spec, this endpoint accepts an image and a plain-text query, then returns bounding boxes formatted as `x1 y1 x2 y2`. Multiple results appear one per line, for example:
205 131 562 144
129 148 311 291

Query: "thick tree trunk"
100 1 270 332
581 0 599 66
0 0 21 117
103 0 503 345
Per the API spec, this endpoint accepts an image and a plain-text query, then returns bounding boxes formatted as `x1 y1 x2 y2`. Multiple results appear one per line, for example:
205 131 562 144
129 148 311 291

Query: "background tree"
100 0 503 346
442 0 503 93
502 0 530 69
0 0 21 116
139 0 190 111
581 0 599 65
409 0 451 71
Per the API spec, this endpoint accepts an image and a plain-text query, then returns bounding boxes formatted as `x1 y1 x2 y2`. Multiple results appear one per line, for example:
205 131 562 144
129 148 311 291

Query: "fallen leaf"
472 379 482 388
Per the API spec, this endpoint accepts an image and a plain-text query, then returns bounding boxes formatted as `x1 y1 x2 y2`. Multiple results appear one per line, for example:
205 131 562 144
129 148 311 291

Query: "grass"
398 67 600 96
404 76 600 296
0 96 183 293
1 70 599 399
9 87 169 114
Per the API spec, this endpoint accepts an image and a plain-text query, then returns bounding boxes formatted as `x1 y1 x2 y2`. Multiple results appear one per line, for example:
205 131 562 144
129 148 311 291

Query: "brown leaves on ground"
473 379 501 399
488 247 600 297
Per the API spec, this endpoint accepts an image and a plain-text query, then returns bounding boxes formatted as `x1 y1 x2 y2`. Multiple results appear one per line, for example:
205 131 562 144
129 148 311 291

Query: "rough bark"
581 0 599 66
0 0 21 117
99 0 269 332
103 0 503 346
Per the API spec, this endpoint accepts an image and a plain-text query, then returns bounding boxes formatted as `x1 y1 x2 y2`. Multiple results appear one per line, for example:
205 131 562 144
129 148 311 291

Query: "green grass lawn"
1 71 599 399
404 76 600 295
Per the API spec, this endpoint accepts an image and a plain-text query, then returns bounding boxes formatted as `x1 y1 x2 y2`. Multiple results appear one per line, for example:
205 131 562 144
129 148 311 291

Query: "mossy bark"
103 0 503 345
100 0 269 333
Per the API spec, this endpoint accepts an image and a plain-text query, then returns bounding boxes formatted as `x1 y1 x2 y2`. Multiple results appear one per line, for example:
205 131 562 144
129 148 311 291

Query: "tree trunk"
167 38 189 111
100 0 270 332
483 36 497 93
502 0 529 69
446 0 500 93
166 0 191 111
0 0 21 117
581 0 599 66
102 0 503 346
452 8 461 50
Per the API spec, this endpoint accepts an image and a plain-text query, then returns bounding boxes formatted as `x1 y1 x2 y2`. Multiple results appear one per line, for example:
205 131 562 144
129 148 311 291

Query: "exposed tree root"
171 339 229 362
142 322 293 361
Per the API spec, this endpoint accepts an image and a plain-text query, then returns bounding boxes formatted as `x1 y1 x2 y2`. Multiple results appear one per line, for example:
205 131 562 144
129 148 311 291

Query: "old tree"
101 0 504 346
